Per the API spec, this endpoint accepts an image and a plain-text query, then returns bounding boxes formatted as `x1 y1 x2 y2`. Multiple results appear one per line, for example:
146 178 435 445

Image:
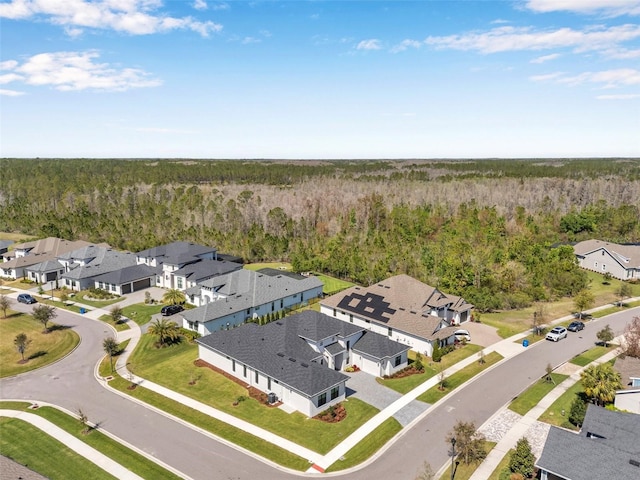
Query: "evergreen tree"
569 394 587 427
509 437 535 478
432 342 442 362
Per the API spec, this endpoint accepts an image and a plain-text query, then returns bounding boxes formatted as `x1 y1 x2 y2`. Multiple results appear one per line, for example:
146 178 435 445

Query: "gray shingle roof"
183 270 323 323
352 331 410 360
536 405 640 479
573 239 640 268
136 241 216 264
91 264 157 285
25 260 64 273
197 313 349 397
173 259 242 283
61 249 137 280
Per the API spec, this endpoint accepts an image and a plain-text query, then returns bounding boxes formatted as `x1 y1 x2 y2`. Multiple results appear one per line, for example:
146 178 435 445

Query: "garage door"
132 278 151 291
121 284 132 294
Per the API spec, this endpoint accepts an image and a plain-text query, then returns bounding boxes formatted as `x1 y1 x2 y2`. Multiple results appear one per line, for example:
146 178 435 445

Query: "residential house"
536 405 640 479
196 310 409 417
59 245 138 291
573 239 640 281
320 274 473 357
172 259 242 292
182 268 324 335
91 264 157 295
135 241 218 289
614 356 640 414
0 237 95 280
24 260 66 285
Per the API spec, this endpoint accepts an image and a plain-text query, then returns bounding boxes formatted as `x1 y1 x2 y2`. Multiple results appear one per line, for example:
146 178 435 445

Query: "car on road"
567 321 585 332
17 293 37 304
546 326 568 342
161 304 184 316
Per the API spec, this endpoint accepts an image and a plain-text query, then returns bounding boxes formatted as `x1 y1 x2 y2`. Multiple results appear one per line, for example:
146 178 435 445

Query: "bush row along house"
573 239 640 281
196 310 409 417
320 274 473 357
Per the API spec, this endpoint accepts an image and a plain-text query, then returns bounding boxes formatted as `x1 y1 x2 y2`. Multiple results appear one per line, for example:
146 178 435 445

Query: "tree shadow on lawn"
27 350 47 360
48 324 73 332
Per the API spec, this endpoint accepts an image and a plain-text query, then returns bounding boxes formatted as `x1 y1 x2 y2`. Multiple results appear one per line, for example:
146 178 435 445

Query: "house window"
331 386 339 400
602 264 606 271
333 309 336 317
349 314 353 323
267 377 271 390
255 370 259 383
271 302 274 312
232 360 236 372
395 355 402 367
280 299 283 308
177 278 183 289
388 327 392 337
318 392 327 407
243 365 247 377
594 262 598 268
99 282 104 289
247 308 250 314
111 284 116 291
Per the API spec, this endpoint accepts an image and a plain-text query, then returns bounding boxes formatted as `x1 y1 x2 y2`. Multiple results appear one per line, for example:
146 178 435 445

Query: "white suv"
546 326 567 342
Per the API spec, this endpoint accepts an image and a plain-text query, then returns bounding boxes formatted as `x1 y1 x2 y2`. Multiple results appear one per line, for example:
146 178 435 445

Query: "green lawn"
73 290 124 308
122 303 163 326
378 345 482 394
128 334 379 454
480 271 640 339
569 345 613 367
0 310 80 378
325 417 402 472
0 403 183 480
312 273 355 294
39 297 86 314
438 441 497 480
98 313 131 332
488 448 515 480
418 352 503 404
244 262 292 271
508 373 569 416
0 417 118 480
105 373 311 470
538 381 583 430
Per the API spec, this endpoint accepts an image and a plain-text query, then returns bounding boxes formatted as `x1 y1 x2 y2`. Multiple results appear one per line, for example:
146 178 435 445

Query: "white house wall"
579 250 634 281
197 345 345 417
320 304 434 357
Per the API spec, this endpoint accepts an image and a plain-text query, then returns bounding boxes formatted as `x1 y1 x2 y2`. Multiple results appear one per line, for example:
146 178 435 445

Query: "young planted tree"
580 363 622 407
509 437 536 479
77 408 90 435
148 318 181 347
432 342 442 362
596 324 614 347
447 420 487 465
109 305 124 325
616 283 632 307
162 288 185 306
621 316 640 358
103 337 119 373
32 304 57 333
573 289 595 320
14 333 31 362
0 294 12 318
569 394 587 428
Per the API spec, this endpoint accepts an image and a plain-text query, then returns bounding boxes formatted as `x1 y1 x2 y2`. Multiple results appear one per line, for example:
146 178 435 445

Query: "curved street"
1 299 638 480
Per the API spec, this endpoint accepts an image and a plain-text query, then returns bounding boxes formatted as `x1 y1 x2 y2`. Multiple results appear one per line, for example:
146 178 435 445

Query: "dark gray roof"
352 331 410 360
292 310 363 342
536 405 640 479
136 241 216 263
0 240 14 250
183 270 323 323
258 268 307 280
92 264 156 285
197 314 349 397
61 249 137 280
174 259 242 283
25 259 64 273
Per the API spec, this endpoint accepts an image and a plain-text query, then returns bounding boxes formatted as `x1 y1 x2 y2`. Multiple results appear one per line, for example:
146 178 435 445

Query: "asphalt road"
1 301 638 480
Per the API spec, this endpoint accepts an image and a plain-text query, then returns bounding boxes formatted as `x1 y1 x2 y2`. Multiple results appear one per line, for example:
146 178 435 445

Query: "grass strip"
418 352 503 404
438 441 497 480
98 313 130 332
569 345 612 367
488 448 515 480
538 381 583 431
508 373 568 416
0 417 118 480
324 417 402 472
379 345 482 394
122 304 163 327
107 374 311 470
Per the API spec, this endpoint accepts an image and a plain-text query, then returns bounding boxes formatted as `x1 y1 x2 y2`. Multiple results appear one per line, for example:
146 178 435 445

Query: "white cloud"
193 0 207 11
241 36 260 44
211 2 229 11
0 0 223 37
0 72 24 84
531 68 640 88
596 93 640 100
425 24 640 57
390 39 422 53
0 60 19 70
136 127 199 134
0 88 26 96
357 39 382 50
526 0 640 17
1 50 162 92
530 53 561 63
491 19 510 24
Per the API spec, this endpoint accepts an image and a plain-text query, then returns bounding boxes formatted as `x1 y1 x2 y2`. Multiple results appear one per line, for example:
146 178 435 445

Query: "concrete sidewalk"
468 339 623 480
0 409 145 480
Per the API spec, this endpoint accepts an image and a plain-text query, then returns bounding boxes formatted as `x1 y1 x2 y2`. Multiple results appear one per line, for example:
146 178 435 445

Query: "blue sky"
1 0 639 159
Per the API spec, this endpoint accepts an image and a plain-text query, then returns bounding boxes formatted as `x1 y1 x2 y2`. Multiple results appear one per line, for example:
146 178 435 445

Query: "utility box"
268 392 277 404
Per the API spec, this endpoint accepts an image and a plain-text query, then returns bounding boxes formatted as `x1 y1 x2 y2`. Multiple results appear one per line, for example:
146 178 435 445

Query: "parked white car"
453 329 471 342
546 326 568 342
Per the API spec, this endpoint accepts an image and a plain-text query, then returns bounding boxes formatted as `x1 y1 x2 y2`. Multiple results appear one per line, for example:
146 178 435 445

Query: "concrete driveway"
462 321 503 347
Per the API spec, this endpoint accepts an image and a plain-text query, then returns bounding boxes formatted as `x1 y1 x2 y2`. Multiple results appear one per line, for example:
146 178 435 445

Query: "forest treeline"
1 158 639 312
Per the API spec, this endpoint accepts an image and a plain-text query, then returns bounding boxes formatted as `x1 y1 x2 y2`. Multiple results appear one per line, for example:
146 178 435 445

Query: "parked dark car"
567 321 585 332
17 293 37 304
161 304 184 316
